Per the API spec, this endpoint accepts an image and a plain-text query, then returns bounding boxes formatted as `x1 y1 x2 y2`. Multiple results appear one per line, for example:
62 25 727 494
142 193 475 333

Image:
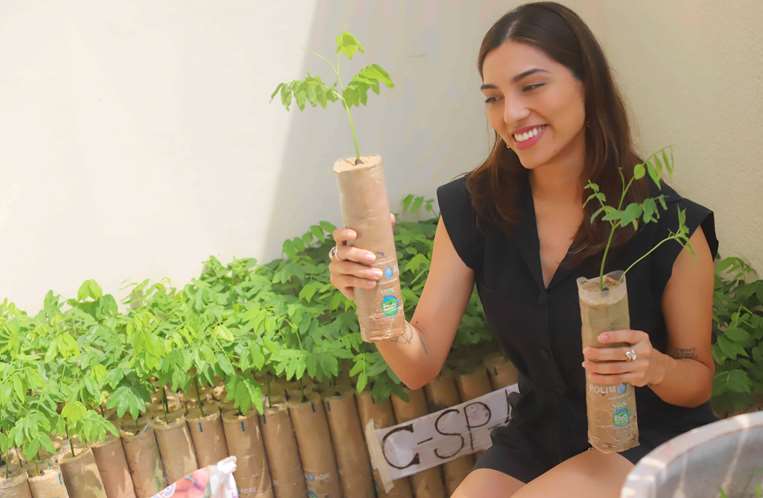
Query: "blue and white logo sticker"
613 406 630 427
383 266 394 280
381 295 400 317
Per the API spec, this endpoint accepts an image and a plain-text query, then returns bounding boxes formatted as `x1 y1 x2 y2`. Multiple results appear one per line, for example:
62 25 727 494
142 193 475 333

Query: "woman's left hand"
581 329 667 387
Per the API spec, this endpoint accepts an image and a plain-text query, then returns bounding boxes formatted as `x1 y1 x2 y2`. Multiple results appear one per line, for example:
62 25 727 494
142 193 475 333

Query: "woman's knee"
451 468 525 498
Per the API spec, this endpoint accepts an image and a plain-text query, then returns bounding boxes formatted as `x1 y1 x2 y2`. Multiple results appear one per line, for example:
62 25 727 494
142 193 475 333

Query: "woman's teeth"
514 126 545 143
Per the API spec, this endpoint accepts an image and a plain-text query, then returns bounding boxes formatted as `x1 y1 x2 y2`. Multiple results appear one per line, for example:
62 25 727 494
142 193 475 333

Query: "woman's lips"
512 125 547 150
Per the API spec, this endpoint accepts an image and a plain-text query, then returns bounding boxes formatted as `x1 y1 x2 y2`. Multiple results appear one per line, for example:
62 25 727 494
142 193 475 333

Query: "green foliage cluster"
711 256 763 416
0 193 493 476
583 145 692 290
270 32 394 164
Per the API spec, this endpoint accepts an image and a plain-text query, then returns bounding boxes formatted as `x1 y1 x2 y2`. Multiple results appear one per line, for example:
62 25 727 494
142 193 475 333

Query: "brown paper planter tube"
288 394 341 498
120 421 166 498
333 155 405 342
221 410 273 498
483 353 519 390
28 467 69 498
91 437 136 498
577 271 639 453
260 402 307 498
59 448 107 498
425 374 474 496
187 407 229 467
324 390 375 498
1 471 33 498
391 389 447 498
151 412 198 483
356 391 414 498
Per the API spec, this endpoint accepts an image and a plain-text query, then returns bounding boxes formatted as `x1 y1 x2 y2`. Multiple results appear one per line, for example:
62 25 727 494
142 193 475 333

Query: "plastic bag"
151 456 238 498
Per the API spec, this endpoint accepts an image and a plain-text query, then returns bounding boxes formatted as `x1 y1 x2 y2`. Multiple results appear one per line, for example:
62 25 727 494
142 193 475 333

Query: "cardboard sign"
364 384 519 491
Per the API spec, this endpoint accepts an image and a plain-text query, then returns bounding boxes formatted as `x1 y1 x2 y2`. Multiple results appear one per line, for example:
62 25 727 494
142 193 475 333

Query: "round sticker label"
381 295 400 317
613 406 630 427
384 266 394 280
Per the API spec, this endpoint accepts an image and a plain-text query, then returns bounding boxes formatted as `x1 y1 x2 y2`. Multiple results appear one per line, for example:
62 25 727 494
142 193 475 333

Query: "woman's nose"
504 96 530 125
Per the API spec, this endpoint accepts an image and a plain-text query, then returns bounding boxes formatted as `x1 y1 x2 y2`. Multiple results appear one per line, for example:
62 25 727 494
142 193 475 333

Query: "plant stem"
194 377 205 416
65 422 75 458
599 223 619 290
597 170 634 290
342 103 362 164
408 270 426 288
311 48 362 163
620 235 681 280
161 385 169 416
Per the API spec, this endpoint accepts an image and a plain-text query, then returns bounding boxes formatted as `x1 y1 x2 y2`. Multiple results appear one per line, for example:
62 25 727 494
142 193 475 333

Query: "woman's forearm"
648 349 714 408
374 319 436 390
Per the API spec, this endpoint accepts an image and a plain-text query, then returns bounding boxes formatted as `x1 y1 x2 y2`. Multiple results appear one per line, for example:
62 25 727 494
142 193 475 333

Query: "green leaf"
641 198 658 223
662 147 674 176
62 401 87 422
310 225 323 240
214 325 234 342
270 82 284 102
646 161 662 188
107 386 147 420
299 282 322 304
250 343 266 370
336 32 365 60
294 83 306 111
620 203 642 229
356 371 368 393
725 326 752 343
718 334 748 360
22 440 40 461
12 376 25 402
217 353 235 376
412 196 423 213
280 83 293 110
402 194 414 213
714 369 752 394
601 206 623 224
319 221 335 233
633 163 645 180
77 279 103 301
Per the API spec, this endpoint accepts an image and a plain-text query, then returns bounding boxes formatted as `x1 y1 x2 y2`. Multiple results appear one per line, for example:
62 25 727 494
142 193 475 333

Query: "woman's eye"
484 96 499 104
523 83 544 92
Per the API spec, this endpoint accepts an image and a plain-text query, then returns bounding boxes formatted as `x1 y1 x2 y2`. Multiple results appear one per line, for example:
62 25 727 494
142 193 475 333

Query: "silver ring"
625 348 637 362
328 245 339 262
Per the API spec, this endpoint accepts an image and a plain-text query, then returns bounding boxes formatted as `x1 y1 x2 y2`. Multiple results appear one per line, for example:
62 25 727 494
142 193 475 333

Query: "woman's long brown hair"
466 1 649 266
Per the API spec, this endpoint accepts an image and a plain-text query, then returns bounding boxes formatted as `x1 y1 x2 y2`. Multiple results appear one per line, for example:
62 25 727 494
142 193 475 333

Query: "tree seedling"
270 32 394 165
583 145 693 290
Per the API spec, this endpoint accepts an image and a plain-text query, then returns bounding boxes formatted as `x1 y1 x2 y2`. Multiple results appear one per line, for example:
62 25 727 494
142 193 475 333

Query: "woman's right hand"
329 213 396 301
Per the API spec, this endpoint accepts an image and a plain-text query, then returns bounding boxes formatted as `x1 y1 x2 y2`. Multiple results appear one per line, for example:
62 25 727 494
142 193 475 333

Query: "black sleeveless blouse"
436 172 719 466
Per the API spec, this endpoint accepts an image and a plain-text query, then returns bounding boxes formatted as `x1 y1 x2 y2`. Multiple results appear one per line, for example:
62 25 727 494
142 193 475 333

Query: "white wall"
585 0 763 273
1 1 761 312
0 1 498 311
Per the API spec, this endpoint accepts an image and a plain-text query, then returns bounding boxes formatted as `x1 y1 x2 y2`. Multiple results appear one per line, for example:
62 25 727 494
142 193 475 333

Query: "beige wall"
0 1 497 311
0 1 760 311
580 0 763 271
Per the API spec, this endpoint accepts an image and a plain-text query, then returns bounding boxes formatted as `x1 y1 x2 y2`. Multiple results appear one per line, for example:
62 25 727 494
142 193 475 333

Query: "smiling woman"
327 2 720 497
